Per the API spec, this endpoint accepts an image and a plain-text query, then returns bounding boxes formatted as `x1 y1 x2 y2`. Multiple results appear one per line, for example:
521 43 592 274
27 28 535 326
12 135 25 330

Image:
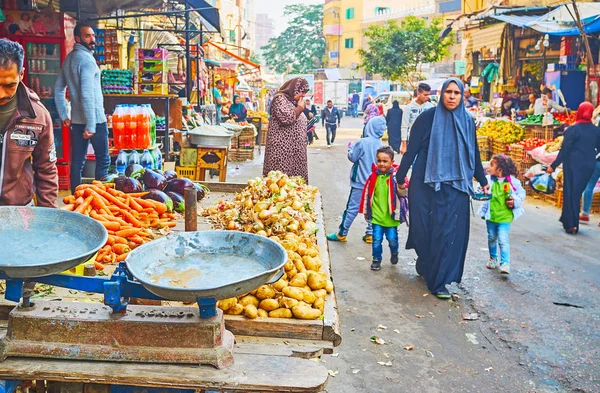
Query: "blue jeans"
372 224 399 261
325 123 337 145
70 123 110 193
352 103 358 117
582 161 600 215
338 187 372 236
486 221 511 266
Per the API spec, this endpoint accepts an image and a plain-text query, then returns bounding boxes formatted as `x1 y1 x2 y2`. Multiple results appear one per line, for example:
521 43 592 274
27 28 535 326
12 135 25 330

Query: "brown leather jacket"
0 83 58 207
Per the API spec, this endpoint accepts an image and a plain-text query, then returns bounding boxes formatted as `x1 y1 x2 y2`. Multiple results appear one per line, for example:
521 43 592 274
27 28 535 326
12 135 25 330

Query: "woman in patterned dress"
262 78 311 182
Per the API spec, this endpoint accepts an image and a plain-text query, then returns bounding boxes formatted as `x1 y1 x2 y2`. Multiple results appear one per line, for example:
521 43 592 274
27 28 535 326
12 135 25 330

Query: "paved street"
229 116 600 393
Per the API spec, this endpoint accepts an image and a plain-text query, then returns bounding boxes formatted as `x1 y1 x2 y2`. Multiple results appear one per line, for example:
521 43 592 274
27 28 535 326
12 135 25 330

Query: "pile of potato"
203 171 332 320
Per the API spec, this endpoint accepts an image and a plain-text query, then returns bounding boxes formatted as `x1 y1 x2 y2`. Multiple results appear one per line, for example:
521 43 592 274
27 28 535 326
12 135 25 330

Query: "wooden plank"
0 354 328 393
234 335 333 358
198 181 246 194
224 315 323 342
314 194 342 347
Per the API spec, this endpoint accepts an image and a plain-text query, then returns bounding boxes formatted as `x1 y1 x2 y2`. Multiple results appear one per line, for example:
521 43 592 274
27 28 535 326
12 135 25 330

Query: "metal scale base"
0 301 235 369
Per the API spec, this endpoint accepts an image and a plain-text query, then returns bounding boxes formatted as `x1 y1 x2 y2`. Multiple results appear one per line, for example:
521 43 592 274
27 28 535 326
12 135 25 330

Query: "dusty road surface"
228 116 599 393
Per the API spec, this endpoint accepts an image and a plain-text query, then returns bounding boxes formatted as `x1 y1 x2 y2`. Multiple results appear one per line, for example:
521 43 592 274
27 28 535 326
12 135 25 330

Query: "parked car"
374 91 413 114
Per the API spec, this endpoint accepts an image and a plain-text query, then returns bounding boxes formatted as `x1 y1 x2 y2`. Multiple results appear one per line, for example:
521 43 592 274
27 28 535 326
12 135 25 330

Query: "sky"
254 0 322 35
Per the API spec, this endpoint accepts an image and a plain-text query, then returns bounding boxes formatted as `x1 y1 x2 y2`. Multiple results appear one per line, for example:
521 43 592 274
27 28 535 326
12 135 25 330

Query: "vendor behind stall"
534 88 567 115
519 93 538 117
0 38 57 207
229 95 247 123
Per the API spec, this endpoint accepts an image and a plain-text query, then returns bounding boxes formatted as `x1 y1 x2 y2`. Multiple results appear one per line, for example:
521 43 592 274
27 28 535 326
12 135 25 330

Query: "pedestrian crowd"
262 76 600 299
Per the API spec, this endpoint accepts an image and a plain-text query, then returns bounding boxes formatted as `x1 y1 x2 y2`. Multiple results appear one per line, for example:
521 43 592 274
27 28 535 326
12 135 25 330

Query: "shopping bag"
530 173 556 194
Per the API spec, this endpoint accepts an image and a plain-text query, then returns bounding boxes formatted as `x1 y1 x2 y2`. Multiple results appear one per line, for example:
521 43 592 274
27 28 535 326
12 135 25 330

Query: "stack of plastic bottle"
115 148 163 175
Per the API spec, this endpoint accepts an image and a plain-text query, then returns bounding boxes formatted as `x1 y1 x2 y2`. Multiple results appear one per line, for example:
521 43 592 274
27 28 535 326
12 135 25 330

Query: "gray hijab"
424 78 476 195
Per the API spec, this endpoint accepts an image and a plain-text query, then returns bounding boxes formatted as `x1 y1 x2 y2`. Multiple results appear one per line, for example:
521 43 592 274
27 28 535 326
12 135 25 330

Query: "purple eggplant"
155 169 166 177
164 170 178 181
125 164 144 177
101 173 119 183
165 177 195 195
142 189 174 212
166 191 185 213
143 169 167 191
114 176 143 194
193 183 207 201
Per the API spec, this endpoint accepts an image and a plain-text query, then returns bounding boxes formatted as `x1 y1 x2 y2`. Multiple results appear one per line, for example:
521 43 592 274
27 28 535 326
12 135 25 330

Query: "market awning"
491 3 600 36
468 23 505 54
62 0 220 32
204 58 221 67
206 42 260 72
489 14 541 28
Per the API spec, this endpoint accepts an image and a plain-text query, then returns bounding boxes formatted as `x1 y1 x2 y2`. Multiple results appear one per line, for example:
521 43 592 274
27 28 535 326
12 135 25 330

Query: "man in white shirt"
400 83 435 154
534 88 567 115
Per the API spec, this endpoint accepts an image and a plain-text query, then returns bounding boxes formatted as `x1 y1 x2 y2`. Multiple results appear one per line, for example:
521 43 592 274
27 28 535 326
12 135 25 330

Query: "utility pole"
570 0 595 77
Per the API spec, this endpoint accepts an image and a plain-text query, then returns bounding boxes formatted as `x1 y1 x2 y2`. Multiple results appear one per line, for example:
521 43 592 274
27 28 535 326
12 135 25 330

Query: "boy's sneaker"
391 253 399 265
486 258 498 270
362 234 372 244
370 259 382 271
327 233 347 242
435 291 451 299
499 263 510 275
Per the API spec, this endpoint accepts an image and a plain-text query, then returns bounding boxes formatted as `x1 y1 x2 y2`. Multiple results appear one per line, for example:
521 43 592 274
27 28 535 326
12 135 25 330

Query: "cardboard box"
136 48 168 60
139 70 167 83
139 83 168 95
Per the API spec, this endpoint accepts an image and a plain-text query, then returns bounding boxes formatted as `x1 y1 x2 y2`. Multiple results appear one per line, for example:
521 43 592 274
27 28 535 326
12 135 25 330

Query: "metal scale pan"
126 230 287 302
0 207 108 278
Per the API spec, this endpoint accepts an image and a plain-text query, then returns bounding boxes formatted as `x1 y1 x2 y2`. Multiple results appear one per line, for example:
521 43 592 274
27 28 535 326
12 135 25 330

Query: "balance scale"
0 207 286 369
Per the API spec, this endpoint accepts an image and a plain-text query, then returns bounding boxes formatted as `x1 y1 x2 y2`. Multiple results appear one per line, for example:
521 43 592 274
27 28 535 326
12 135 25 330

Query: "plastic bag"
528 145 559 166
524 164 545 179
530 173 556 194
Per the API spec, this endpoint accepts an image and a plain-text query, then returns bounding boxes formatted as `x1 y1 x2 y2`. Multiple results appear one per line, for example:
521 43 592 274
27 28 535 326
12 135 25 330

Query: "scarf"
273 78 310 105
229 94 245 117
424 77 477 195
575 101 594 124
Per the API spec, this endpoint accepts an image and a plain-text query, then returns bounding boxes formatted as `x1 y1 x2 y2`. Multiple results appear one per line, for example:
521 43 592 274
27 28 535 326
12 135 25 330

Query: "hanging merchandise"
482 62 500 83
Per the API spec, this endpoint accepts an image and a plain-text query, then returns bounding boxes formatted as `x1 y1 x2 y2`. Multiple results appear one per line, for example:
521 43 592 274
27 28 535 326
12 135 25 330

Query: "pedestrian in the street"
547 102 600 234
362 96 372 113
351 90 360 118
579 154 600 226
376 99 384 116
327 116 386 244
400 83 434 154
306 99 319 141
386 100 403 153
55 24 109 193
321 100 341 148
478 155 526 275
262 77 310 182
304 99 316 146
0 38 58 207
395 78 489 298
359 146 407 271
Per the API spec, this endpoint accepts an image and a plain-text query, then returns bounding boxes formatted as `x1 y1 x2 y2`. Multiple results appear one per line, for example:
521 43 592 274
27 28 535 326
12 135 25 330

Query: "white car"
374 91 413 113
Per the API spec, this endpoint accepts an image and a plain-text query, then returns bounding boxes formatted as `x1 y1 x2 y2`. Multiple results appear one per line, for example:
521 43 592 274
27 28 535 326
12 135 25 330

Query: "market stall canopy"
491 3 600 36
206 42 260 72
61 0 220 32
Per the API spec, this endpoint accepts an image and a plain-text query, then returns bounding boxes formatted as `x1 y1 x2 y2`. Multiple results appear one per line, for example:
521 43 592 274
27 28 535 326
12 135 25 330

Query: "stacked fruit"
477 120 526 144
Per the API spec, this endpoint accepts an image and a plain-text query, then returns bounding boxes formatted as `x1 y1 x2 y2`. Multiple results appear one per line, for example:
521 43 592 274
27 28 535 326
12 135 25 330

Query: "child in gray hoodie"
327 116 386 243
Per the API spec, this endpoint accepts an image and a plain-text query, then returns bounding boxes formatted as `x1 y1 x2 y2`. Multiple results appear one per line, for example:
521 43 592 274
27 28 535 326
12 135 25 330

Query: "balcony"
362 0 436 24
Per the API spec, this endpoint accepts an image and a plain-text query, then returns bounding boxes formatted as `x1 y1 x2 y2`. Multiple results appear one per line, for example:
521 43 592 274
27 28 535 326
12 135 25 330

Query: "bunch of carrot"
60 181 178 269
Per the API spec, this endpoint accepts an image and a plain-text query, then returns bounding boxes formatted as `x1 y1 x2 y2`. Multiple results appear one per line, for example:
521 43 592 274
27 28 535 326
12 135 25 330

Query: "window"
228 30 236 43
345 8 354 19
344 38 354 49
374 7 391 14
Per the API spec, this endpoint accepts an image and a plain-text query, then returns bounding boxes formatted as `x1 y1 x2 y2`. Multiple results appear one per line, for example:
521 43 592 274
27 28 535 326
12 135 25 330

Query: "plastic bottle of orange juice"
126 105 138 149
112 105 124 150
137 105 151 149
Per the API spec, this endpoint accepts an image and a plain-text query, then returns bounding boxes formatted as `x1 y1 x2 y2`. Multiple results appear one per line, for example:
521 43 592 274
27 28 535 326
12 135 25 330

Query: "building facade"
254 13 275 54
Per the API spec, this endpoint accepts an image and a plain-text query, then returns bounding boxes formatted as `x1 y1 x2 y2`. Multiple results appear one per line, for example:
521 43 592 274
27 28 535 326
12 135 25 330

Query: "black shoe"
370 259 381 271
391 253 399 265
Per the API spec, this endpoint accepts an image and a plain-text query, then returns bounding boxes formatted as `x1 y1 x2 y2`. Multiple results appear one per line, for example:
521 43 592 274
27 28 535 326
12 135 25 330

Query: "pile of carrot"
60 181 178 269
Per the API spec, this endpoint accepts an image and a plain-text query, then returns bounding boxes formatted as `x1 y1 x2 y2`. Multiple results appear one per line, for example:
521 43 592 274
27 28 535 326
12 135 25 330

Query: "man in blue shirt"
464 88 478 109
213 80 225 124
351 90 360 118
321 100 341 148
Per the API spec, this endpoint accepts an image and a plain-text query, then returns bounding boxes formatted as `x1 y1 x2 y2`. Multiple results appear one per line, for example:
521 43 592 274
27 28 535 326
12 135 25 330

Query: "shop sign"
329 52 339 59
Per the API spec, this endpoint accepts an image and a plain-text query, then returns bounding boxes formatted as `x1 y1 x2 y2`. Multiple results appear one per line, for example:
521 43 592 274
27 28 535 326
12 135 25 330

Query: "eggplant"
155 169 166 177
166 191 185 213
114 176 143 194
165 177 195 195
101 173 119 183
143 169 167 191
142 189 173 212
193 183 207 201
164 170 178 181
125 164 144 177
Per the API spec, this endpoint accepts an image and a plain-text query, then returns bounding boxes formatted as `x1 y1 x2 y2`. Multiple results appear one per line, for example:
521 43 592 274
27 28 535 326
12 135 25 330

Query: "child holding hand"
478 154 526 274
360 146 407 271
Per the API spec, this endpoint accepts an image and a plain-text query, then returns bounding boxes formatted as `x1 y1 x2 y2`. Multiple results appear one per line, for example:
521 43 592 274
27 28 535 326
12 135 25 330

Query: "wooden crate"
518 157 537 179
592 192 600 213
523 125 553 140
238 135 255 150
556 188 564 209
480 150 491 162
258 128 268 146
175 165 197 180
509 144 525 163
491 138 509 156
477 135 490 152
228 148 254 162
